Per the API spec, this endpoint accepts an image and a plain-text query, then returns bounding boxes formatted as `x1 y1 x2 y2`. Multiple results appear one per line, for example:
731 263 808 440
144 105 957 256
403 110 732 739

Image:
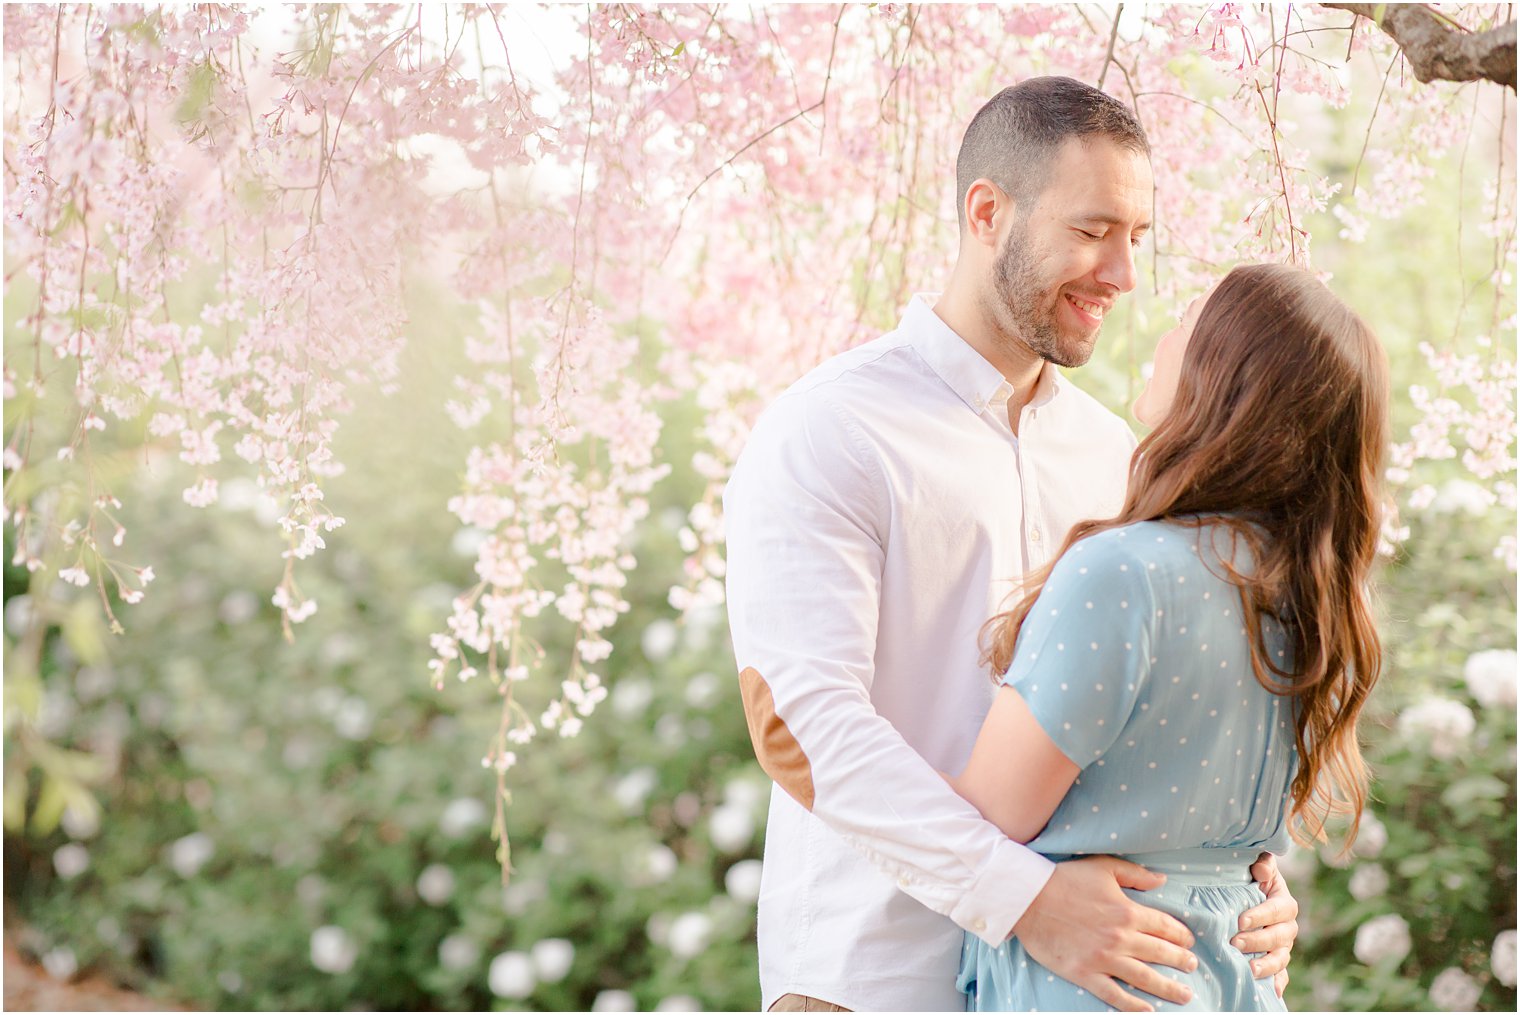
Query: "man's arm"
723 393 1194 1010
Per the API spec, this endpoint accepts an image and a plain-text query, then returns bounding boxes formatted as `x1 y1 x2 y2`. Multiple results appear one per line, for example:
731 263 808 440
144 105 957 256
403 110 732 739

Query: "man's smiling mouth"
1065 294 1109 320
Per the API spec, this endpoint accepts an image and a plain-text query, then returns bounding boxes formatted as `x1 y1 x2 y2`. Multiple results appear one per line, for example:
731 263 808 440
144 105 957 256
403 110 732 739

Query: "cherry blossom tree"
4 3 1514 867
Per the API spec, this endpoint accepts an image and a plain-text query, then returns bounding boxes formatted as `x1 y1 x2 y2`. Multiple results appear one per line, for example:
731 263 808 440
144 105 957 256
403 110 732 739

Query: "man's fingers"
1232 919 1297 956
1086 974 1155 1014
1109 956 1194 1007
1238 893 1298 931
1104 857 1168 891
1275 968 1290 998
1132 902 1196 950
1126 931 1200 975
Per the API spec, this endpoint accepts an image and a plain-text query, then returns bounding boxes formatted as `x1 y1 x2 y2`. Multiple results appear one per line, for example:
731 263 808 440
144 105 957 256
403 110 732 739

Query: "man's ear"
963 178 1010 250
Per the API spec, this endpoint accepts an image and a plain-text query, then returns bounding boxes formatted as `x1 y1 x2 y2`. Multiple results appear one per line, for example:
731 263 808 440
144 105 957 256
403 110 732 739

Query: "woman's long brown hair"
985 262 1389 848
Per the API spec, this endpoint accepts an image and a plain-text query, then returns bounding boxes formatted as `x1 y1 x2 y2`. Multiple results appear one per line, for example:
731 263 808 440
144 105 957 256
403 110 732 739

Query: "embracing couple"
723 77 1387 1012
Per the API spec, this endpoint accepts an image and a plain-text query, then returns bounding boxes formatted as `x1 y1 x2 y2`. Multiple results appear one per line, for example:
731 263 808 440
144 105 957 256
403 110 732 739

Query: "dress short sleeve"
1000 534 1158 767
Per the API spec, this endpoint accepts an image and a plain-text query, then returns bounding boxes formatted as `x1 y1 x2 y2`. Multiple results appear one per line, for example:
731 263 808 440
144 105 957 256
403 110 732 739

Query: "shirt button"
972 917 987 933
897 876 911 888
1030 528 1042 543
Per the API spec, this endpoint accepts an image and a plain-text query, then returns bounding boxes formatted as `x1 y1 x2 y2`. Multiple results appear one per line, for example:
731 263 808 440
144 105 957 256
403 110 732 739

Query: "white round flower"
639 843 677 884
53 843 90 880
1353 913 1412 966
1348 864 1389 901
5 594 35 638
723 778 767 810
310 925 358 975
1432 478 1495 515
1311 979 1343 1009
592 989 638 1011
502 877 547 915
530 938 575 983
641 619 679 662
488 950 535 999
1464 649 1518 709
709 803 754 853
440 796 488 838
218 590 259 625
450 526 490 558
1396 697 1476 761
41 947 77 980
60 803 101 840
1351 812 1388 859
656 995 702 1012
654 714 687 745
416 863 456 906
612 677 654 718
667 911 713 960
1493 929 1517 988
684 672 721 709
1277 844 1317 881
1428 967 1481 1011
333 697 373 740
724 859 764 904
439 934 480 971
168 832 215 878
614 767 659 814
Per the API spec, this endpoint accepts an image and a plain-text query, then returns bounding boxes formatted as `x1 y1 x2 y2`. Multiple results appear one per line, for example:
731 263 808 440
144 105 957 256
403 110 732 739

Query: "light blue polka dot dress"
958 519 1295 1012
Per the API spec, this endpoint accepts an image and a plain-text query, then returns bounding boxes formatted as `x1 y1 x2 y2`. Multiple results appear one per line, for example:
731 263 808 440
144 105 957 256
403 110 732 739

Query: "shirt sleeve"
724 390 1052 946
1002 536 1157 767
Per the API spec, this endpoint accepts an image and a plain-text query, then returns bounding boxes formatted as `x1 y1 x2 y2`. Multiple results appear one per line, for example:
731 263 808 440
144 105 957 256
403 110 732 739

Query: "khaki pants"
768 996 851 1012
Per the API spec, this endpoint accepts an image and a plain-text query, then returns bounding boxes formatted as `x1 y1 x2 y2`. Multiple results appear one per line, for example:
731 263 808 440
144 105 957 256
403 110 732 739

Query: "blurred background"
4 3 1516 1012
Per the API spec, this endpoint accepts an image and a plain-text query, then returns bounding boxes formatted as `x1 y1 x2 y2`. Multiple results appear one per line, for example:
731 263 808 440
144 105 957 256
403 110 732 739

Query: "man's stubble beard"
988 220 1099 369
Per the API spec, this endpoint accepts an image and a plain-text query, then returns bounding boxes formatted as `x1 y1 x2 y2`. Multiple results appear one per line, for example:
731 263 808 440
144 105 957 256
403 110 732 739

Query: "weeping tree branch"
1321 3 1516 90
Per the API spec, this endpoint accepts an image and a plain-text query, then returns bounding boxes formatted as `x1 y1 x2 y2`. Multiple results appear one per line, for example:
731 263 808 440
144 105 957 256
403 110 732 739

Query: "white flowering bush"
1282 497 1517 1012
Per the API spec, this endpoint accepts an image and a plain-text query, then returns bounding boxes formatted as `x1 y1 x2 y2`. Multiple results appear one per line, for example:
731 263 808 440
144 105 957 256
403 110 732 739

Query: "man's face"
984 137 1153 368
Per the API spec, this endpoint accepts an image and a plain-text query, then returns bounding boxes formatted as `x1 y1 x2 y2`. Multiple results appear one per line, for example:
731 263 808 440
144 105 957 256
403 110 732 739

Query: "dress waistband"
1044 847 1264 885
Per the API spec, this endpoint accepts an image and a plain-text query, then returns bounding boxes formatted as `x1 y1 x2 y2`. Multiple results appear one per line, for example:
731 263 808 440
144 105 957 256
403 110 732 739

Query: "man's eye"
1078 229 1102 240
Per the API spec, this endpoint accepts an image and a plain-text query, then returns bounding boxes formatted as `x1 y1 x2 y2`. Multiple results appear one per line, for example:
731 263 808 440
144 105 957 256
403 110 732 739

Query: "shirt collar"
902 293 1064 414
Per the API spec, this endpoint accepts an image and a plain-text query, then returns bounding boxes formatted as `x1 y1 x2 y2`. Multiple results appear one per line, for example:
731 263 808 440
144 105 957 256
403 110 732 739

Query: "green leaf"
3 767 28 832
30 773 66 835
176 60 218 123
1441 774 1509 809
62 597 108 667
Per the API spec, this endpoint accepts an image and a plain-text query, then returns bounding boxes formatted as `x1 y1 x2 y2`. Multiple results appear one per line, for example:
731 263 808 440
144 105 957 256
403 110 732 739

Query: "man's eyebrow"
1071 213 1152 231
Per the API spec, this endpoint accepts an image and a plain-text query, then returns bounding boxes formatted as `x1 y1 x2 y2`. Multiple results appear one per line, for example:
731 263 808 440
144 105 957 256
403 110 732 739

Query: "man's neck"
931 280 1047 433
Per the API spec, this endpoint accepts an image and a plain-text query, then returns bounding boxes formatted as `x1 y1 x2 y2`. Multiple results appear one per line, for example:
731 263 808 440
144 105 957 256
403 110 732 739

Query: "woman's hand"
1234 852 1299 997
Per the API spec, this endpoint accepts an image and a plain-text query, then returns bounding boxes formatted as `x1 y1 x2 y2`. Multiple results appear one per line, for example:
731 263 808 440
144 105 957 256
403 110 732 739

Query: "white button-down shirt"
724 295 1138 1011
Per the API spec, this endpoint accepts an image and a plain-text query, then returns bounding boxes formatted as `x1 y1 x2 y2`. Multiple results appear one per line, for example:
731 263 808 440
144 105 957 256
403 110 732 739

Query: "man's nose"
1096 239 1139 294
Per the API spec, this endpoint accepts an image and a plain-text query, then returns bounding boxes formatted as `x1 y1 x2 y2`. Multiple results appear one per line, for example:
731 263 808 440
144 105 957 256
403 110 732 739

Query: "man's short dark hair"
955 76 1150 230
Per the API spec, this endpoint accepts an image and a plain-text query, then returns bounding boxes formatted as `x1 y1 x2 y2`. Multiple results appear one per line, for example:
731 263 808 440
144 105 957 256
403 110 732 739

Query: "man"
723 78 1299 1013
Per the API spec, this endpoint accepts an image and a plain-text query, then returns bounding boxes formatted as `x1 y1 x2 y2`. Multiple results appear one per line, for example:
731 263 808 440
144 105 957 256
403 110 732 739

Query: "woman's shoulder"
1067 517 1251 576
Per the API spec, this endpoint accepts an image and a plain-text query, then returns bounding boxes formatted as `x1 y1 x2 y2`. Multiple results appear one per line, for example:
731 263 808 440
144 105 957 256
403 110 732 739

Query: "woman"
948 263 1388 1011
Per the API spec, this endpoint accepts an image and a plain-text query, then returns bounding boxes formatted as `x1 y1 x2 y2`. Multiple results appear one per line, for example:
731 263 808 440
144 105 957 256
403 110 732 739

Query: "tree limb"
1321 3 1516 90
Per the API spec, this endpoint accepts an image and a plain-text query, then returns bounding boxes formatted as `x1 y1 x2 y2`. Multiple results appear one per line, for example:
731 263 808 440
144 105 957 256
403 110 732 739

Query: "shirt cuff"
950 838 1057 947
